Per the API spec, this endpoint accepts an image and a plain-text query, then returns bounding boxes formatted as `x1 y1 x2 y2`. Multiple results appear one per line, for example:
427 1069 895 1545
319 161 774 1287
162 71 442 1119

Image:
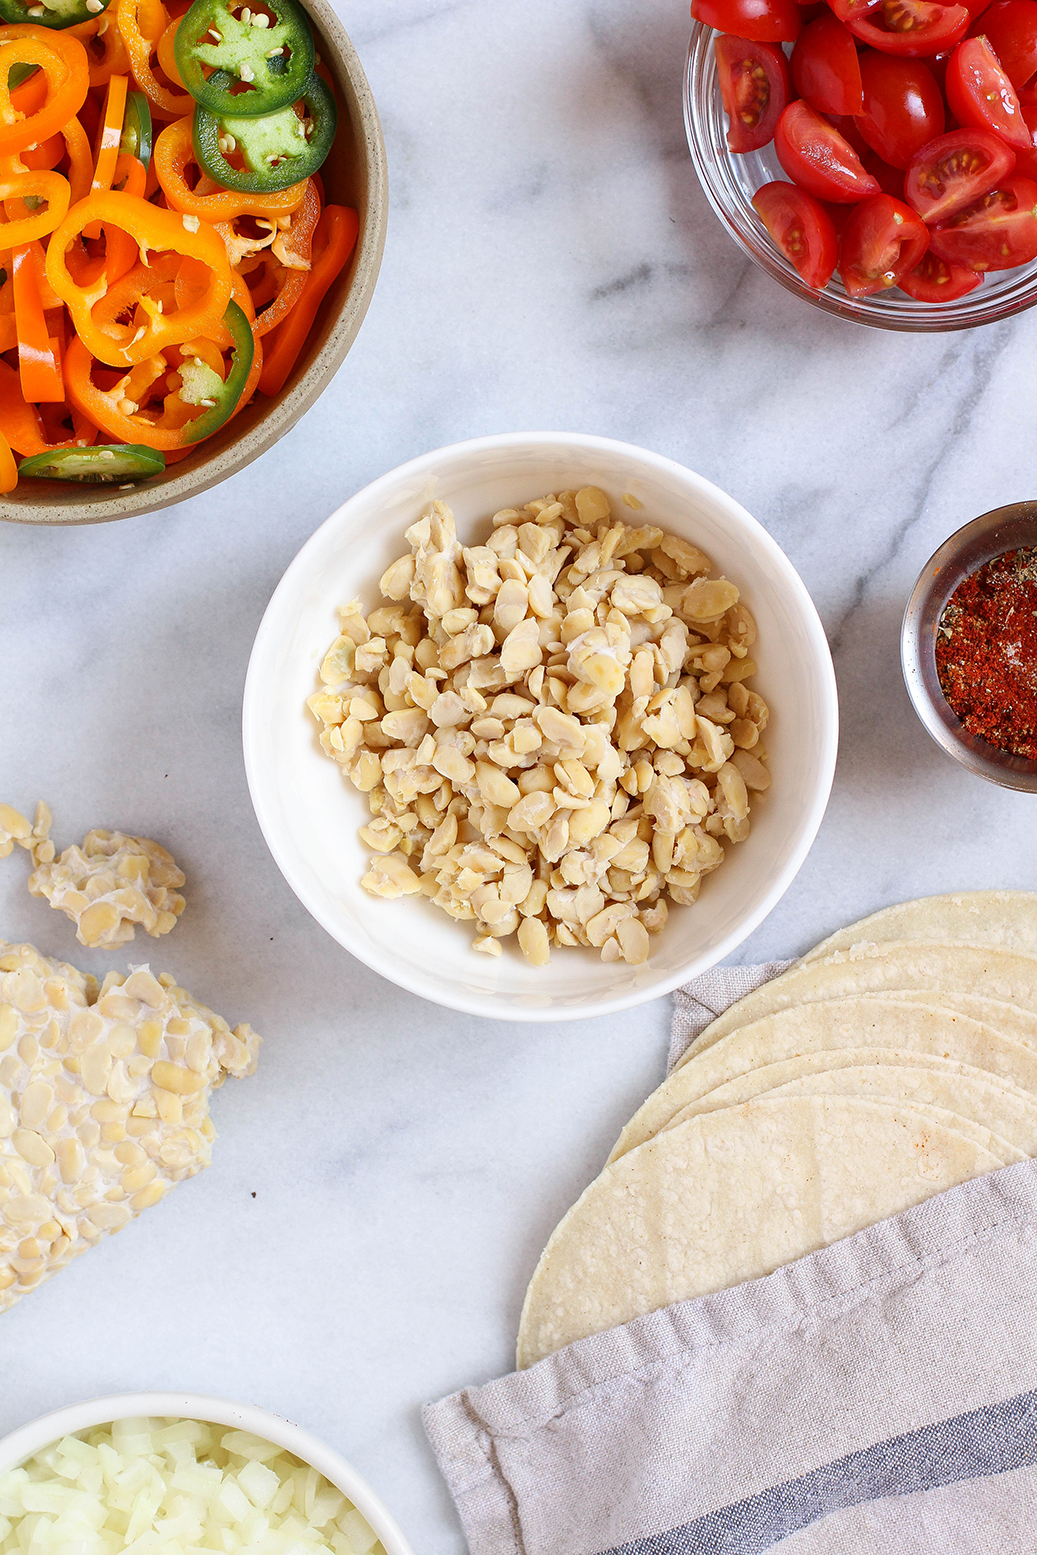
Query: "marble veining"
2 0 1037 1548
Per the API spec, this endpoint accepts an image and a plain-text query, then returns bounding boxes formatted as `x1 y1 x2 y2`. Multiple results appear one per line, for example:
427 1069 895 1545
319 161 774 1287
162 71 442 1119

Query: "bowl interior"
902 502 1037 791
244 435 838 1020
0 1394 412 1555
683 26 1037 332
2 0 387 526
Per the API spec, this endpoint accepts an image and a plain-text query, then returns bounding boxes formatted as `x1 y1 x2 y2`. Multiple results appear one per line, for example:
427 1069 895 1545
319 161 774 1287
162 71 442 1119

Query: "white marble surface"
3 0 1037 1547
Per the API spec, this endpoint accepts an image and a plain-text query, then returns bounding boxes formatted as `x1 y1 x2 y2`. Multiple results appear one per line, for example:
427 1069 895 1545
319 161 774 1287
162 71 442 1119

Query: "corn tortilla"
801 891 1037 965
675 944 1037 1067
613 997 1037 1162
662 1059 1034 1158
518 1096 1007 1368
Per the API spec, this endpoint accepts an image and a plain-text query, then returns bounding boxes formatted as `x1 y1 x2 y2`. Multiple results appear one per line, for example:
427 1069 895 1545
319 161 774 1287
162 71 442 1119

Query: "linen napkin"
424 964 1037 1555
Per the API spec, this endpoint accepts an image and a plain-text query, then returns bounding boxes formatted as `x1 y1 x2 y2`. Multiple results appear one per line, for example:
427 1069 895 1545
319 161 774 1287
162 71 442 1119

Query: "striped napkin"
424 964 1037 1554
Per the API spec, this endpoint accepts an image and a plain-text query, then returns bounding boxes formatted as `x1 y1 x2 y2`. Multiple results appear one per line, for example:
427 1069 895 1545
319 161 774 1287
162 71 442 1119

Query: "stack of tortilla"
517 892 1037 1369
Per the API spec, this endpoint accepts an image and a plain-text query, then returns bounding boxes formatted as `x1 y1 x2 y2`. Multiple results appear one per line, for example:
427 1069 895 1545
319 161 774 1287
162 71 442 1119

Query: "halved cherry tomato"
715 35 791 150
904 126 1016 216
752 178 839 282
861 144 910 191
838 191 930 290
775 99 883 197
856 51 946 164
898 247 986 291
791 12 864 112
928 171 1037 264
692 0 802 38
845 0 970 57
945 35 1033 147
968 0 1037 84
826 0 884 24
1015 98 1037 170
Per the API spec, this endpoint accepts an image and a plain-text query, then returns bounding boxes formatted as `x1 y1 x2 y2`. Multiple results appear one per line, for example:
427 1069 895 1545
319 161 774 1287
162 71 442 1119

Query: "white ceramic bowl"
0 1393 413 1555
243 432 838 1021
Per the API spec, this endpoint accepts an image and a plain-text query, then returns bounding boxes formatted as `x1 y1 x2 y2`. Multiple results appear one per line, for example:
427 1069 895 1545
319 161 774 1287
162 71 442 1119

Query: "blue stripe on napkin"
599 1387 1037 1555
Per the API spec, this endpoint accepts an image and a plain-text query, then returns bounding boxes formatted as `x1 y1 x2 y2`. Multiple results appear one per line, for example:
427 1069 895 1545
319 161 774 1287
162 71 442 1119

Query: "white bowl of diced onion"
0 1396 413 1555
244 431 838 1020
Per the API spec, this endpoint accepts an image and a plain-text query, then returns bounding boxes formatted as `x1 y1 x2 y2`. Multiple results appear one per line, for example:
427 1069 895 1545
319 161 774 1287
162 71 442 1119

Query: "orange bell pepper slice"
65 335 192 448
90 73 129 199
52 115 94 206
83 72 128 240
73 15 133 91
116 0 194 120
153 116 308 221
12 241 64 402
0 358 96 454
0 30 89 159
46 189 232 366
0 169 70 252
0 427 16 493
156 16 184 87
259 204 358 398
20 132 64 172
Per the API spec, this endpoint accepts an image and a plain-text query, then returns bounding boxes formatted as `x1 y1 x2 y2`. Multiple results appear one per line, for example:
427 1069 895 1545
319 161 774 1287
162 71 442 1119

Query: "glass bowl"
683 24 1037 331
902 502 1037 791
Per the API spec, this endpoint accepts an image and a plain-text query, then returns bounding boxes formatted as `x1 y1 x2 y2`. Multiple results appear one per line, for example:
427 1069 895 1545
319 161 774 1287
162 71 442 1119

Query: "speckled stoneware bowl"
2 0 387 527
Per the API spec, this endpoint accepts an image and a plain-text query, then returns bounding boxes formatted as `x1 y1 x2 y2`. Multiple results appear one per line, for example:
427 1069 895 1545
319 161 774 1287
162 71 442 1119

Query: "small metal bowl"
902 502 1037 792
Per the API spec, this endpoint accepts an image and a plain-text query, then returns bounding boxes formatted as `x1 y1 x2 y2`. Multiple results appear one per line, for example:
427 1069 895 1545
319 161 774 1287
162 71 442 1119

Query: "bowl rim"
0 0 388 527
242 430 840 1021
0 1392 414 1555
901 501 1037 792
682 25 1037 334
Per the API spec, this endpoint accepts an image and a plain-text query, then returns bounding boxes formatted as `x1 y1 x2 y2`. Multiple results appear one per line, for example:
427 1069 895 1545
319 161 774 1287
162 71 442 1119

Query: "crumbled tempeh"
29 830 186 949
0 940 259 1314
308 488 770 967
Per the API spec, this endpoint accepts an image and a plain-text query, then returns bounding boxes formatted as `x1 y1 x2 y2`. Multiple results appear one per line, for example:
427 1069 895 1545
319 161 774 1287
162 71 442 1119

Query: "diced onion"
0 1418 382 1555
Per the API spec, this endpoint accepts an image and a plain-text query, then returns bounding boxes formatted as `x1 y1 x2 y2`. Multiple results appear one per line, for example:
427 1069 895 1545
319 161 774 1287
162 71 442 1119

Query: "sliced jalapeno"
0 0 111 25
192 70 335 192
175 0 314 117
181 300 254 443
119 91 153 168
18 446 166 481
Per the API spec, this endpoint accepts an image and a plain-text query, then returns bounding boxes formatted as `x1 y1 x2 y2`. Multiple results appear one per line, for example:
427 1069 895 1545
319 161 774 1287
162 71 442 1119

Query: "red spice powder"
935 546 1037 761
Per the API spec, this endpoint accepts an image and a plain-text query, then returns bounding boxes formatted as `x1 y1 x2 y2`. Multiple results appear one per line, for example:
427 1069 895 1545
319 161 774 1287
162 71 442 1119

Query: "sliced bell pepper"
19 441 163 478
11 239 63 400
0 426 16 492
155 14 182 85
192 69 334 192
82 69 127 237
91 71 128 195
239 177 318 334
65 332 193 446
99 151 146 281
116 0 194 118
258 200 355 397
0 168 70 250
0 355 93 452
0 0 111 26
0 28 89 156
77 13 133 88
153 112 306 218
174 0 313 118
20 129 63 169
46 187 232 364
62 111 94 201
